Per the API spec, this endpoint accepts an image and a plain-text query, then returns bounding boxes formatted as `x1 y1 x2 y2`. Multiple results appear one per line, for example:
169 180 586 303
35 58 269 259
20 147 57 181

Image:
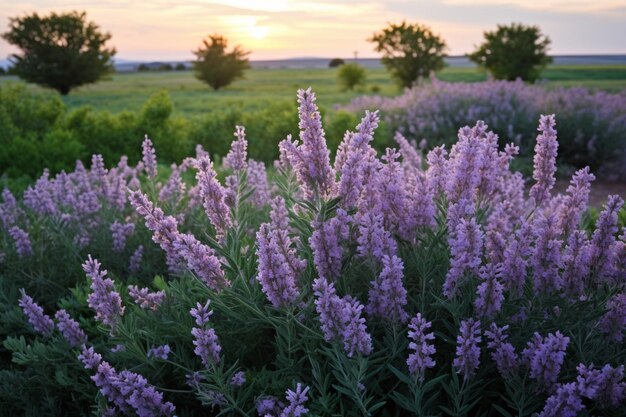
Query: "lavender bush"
0 88 624 416
343 79 626 177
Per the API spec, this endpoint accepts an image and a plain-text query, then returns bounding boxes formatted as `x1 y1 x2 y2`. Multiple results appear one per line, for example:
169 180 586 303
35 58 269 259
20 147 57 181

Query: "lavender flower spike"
474 263 504 318
82 255 125 328
367 255 408 322
142 135 158 179
9 226 33 257
18 289 54 336
55 309 88 347
279 383 310 417
530 115 558 206
190 300 221 366
194 156 232 237
522 331 570 392
589 195 623 282
406 313 436 383
453 319 481 380
443 217 484 298
484 323 518 377
223 125 248 172
599 293 626 343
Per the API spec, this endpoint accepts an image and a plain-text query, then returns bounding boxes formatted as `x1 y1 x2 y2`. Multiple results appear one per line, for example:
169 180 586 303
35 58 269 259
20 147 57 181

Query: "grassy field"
1 65 625 116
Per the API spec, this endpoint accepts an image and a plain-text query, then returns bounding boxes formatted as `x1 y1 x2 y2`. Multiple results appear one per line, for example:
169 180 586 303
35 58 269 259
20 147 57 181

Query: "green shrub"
337 63 367 91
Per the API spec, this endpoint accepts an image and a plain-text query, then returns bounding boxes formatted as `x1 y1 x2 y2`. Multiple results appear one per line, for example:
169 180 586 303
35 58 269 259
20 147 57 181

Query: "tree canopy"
369 21 447 88
193 35 250 91
2 11 116 95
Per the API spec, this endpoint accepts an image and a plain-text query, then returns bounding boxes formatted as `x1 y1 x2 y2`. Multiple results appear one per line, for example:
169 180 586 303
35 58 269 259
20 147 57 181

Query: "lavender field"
1 87 624 416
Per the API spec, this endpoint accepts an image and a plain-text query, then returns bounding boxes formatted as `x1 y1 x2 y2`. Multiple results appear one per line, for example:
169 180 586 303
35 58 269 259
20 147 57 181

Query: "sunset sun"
248 24 269 40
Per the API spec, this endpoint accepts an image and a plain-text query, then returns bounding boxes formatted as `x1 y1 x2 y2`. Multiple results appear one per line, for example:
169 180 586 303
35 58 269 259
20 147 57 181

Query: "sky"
0 0 625 61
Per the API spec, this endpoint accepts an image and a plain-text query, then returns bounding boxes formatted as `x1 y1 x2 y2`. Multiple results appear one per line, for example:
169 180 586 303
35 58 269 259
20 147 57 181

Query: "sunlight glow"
248 25 269 40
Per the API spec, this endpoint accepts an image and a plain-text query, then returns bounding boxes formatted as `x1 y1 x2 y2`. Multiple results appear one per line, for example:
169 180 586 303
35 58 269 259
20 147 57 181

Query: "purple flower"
538 382 584 417
312 278 372 357
561 231 591 298
18 289 54 336
9 226 32 257
599 293 626 343
55 309 87 347
128 285 166 310
147 345 171 360
279 88 336 199
79 346 176 417
279 383 310 417
173 233 229 291
522 331 569 392
159 164 186 204
484 323 518 377
530 115 558 206
223 125 248 172
356 211 398 260
78 345 102 369
577 364 625 408
256 223 301 308
406 313 436 382
142 136 158 179
0 187 20 230
443 217 484 298
589 195 623 282
82 255 125 328
309 209 350 281
532 211 562 295
555 167 595 237
453 318 482 380
129 245 144 273
426 145 448 196
394 132 421 169
190 300 221 366
499 220 532 296
367 255 408 322
110 221 135 252
230 371 246 386
474 263 504 318
248 160 271 208
194 156 232 237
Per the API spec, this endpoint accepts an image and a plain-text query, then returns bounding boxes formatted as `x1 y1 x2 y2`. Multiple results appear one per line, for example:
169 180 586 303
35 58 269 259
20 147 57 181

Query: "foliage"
468 23 552 83
337 63 367 91
1 88 625 417
369 21 447 88
1 11 115 95
329 58 345 68
343 79 626 176
193 34 250 91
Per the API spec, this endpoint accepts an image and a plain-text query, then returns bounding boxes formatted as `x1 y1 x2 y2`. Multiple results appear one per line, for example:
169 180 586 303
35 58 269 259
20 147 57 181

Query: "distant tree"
193 35 250 91
338 63 366 91
369 21 447 88
329 58 345 68
0 67 5 76
1 11 116 95
137 64 150 72
175 63 187 71
158 63 173 71
468 23 552 82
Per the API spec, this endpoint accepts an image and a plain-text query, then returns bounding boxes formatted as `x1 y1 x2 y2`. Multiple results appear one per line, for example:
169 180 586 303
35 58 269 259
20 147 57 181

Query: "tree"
369 21 447 88
175 63 187 71
337 63 366 91
193 35 250 91
328 58 345 68
2 11 115 95
468 23 552 83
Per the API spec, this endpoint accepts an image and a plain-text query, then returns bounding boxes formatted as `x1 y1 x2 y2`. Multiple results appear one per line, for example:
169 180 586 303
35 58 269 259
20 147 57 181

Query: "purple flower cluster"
589 195 623 282
129 245 144 273
230 371 246 386
279 88 336 199
82 255 125 328
312 277 372 357
18 289 54 336
522 331 570 392
279 383 310 417
530 115 558 206
453 319 482 380
9 226 32 257
110 221 135 252
309 209 350 281
444 217 484 298
55 309 87 347
406 313 436 382
223 125 248 172
194 156 232 237
128 285 166 310
141 136 158 179
484 323 518 377
78 345 176 417
474 263 504 318
599 293 626 342
190 300 221 366
248 160 271 208
367 255 408 322
147 344 171 360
